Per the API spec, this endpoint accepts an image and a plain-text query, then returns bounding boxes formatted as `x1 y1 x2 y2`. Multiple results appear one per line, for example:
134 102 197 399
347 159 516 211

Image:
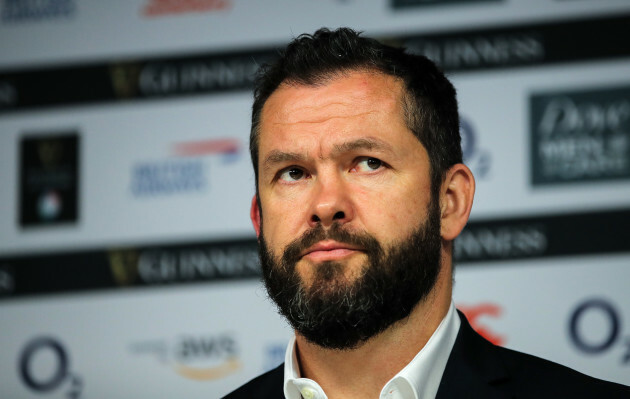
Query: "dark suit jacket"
223 311 629 398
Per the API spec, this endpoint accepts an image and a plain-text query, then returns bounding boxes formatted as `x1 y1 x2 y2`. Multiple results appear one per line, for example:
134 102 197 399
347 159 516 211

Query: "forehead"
257 71 411 158
261 71 404 127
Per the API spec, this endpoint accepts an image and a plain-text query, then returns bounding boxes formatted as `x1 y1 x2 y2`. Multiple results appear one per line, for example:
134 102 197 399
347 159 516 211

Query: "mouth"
300 240 364 262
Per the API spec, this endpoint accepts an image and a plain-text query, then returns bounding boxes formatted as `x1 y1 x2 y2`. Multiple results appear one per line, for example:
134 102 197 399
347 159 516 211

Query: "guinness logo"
109 63 142 99
108 249 140 286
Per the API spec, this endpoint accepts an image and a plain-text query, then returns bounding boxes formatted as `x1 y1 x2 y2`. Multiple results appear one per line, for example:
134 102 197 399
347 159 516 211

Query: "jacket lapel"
436 310 512 399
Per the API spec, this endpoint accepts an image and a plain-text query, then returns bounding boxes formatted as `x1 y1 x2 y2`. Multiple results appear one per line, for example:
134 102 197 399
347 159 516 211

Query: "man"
225 28 628 399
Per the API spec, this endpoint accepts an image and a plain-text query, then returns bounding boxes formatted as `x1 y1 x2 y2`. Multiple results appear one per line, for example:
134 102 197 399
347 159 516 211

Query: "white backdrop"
1 1 629 398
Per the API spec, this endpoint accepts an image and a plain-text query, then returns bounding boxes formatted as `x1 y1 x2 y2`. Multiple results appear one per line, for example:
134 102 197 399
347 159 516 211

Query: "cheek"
260 193 309 247
355 181 430 237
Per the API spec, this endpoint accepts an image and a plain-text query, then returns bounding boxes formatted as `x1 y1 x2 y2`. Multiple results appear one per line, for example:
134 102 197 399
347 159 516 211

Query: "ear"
440 163 475 241
250 195 261 237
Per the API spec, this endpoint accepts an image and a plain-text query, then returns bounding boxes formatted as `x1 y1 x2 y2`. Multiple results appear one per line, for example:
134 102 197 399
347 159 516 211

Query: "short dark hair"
250 27 462 198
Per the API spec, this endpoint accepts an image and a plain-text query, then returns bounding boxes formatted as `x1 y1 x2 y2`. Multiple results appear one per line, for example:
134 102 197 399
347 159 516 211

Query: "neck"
294 263 453 399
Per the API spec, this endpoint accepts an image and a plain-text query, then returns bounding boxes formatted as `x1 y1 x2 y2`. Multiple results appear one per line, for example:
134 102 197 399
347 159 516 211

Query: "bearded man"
225 28 628 399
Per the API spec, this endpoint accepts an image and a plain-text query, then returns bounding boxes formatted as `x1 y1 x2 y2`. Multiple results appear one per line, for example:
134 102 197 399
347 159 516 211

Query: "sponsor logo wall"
0 95 255 254
0 283 292 398
1 0 629 68
451 60 630 217
0 1 629 397
454 255 630 385
0 257 627 398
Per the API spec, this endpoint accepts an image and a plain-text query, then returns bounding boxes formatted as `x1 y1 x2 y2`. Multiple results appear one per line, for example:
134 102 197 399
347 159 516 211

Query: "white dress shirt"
283 301 461 399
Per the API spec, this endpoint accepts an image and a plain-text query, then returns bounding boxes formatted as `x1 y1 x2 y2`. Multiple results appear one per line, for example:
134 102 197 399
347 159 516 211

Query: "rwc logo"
460 116 492 179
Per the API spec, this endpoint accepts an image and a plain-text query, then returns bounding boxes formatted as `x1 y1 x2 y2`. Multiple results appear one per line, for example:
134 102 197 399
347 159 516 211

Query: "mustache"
281 223 382 267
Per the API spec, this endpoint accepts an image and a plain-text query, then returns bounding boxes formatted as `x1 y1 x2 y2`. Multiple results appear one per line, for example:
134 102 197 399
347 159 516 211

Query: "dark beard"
258 198 442 350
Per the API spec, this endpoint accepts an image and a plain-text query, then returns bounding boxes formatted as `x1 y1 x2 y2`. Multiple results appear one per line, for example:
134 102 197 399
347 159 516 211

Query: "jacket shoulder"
438 311 629 398
222 363 284 399
493 344 630 398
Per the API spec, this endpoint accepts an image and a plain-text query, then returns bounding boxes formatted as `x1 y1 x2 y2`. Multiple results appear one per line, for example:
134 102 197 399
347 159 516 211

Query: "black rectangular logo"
19 132 80 227
530 85 630 185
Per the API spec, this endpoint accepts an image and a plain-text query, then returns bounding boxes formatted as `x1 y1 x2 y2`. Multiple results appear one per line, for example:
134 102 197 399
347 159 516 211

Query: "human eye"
278 167 308 182
353 157 384 173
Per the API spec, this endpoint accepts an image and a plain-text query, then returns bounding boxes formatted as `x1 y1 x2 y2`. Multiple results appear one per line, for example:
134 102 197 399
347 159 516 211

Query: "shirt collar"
283 301 461 399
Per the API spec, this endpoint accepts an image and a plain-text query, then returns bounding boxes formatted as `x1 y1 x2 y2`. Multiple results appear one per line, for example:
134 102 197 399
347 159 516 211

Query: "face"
253 71 442 348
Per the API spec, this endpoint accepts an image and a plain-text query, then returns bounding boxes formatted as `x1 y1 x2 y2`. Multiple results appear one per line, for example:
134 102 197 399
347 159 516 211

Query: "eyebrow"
331 137 394 156
261 137 395 172
262 150 307 173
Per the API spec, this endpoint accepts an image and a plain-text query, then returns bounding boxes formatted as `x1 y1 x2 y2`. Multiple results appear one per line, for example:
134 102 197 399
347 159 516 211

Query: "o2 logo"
19 337 83 398
568 299 630 365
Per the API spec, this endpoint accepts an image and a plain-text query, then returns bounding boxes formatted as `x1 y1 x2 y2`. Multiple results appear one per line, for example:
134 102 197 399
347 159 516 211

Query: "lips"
300 240 363 262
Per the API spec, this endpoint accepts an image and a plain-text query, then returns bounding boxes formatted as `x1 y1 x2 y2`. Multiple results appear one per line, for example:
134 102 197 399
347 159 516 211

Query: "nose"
308 173 354 228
